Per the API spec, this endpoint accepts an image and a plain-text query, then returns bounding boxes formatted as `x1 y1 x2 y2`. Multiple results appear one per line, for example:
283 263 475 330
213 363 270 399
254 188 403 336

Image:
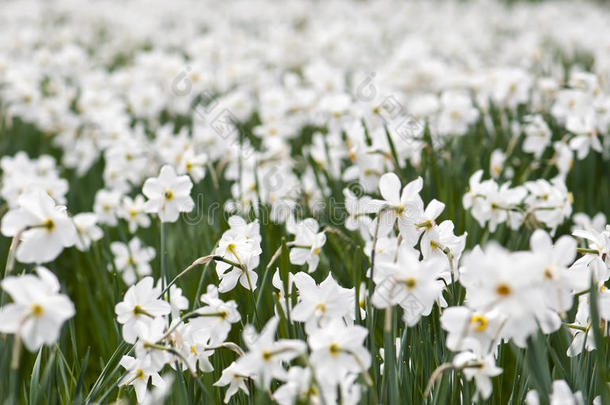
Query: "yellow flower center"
470 314 488 331
164 189 174 200
404 277 417 289
31 304 44 316
496 284 511 296
43 219 54 231
419 219 433 229
133 304 143 315
329 342 341 355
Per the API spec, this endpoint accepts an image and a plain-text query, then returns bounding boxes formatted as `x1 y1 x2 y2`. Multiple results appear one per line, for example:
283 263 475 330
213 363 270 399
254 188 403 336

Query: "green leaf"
28 347 43 405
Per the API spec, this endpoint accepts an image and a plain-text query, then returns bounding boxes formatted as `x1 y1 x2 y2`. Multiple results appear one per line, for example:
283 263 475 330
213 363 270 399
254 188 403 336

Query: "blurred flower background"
0 0 609 404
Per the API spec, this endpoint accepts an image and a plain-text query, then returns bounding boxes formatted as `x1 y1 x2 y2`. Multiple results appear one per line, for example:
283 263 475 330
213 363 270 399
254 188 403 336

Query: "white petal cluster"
114 278 241 403
214 216 262 292
1 0 610 403
463 170 572 234
0 267 75 351
1 190 77 263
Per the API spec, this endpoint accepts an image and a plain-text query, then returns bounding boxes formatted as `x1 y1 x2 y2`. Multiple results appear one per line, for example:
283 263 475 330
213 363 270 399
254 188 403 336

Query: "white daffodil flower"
143 165 194 223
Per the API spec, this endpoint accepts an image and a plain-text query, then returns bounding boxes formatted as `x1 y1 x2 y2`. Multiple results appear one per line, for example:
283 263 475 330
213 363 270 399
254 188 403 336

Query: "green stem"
577 247 600 255
300 355 329 405
213 255 242 269
159 255 213 299
9 334 21 403
10 334 21 371
227 246 259 322
564 323 589 332
160 221 167 298
156 310 228 343
382 308 397 403
143 342 196 376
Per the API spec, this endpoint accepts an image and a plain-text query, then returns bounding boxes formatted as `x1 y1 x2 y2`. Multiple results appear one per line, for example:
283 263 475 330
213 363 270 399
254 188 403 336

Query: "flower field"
1 0 610 404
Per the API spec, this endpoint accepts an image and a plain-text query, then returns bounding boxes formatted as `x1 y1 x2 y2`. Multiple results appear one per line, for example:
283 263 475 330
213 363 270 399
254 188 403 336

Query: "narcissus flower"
440 306 503 355
273 366 313 405
156 280 189 319
214 217 262 292
420 220 467 275
529 230 582 314
214 361 251 404
0 266 75 351
177 147 207 182
437 90 479 136
372 245 444 326
525 379 584 405
343 188 382 233
93 189 122 226
118 195 151 233
291 272 354 332
288 218 326 273
571 227 610 283
177 323 214 373
191 285 241 345
133 316 171 369
522 115 551 158
452 351 502 400
143 165 194 222
236 317 306 389
566 295 598 357
1 189 77 263
73 212 103 251
572 212 607 233
461 243 562 346
376 172 424 244
114 277 171 344
110 237 156 285
119 355 166 404
308 321 371 386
